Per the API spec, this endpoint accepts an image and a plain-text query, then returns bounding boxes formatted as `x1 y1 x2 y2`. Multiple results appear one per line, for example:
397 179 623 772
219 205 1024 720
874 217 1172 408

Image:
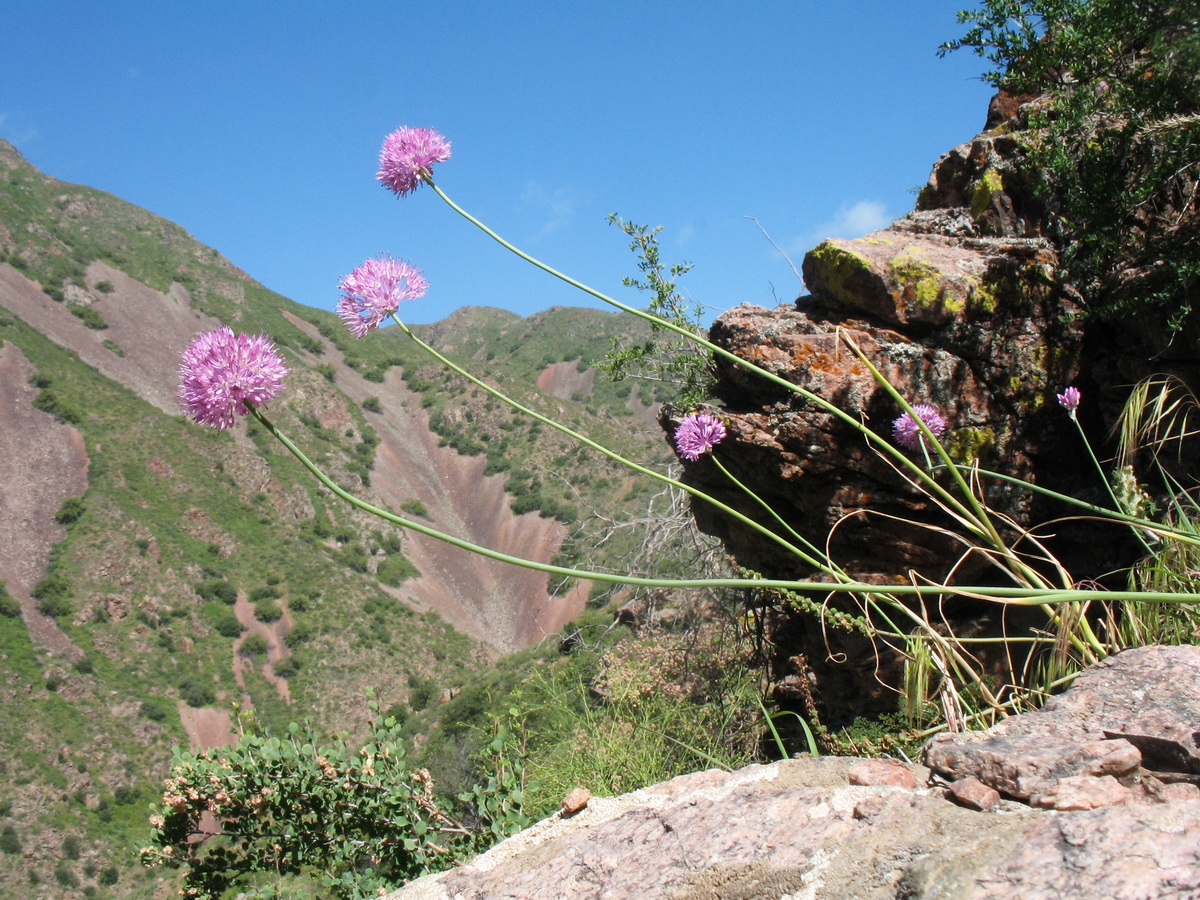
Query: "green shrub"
362 396 382 413
283 621 313 648
274 656 302 679
211 610 243 638
54 497 85 525
239 634 269 658
54 863 78 888
70 306 108 330
0 826 20 854
400 499 428 518
378 555 419 586
94 280 114 293
32 389 82 424
140 698 170 722
254 598 282 622
179 677 216 708
144 709 523 899
33 573 72 617
940 0 1200 331
0 582 19 618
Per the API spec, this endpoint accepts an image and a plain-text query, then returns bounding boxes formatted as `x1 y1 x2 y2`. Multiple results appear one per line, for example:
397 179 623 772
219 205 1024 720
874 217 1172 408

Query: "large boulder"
386 646 1200 900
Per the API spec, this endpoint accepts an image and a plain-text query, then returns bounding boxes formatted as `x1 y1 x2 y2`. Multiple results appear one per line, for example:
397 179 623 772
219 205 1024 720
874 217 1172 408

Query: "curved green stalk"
948 464 1200 548
388 314 834 574
1072 415 1155 554
711 456 850 582
249 408 1192 606
426 181 945 493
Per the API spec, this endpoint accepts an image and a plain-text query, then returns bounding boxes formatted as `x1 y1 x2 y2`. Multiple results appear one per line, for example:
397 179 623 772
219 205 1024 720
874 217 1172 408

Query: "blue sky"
2 2 994 324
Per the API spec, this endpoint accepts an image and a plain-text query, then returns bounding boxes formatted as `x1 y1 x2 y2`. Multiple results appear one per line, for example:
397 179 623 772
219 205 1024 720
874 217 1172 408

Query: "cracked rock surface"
387 646 1200 899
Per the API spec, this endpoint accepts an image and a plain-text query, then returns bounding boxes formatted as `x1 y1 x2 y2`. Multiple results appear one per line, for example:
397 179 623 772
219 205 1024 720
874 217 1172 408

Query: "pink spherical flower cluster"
336 255 428 337
674 412 726 461
376 127 452 197
892 404 947 452
178 327 288 430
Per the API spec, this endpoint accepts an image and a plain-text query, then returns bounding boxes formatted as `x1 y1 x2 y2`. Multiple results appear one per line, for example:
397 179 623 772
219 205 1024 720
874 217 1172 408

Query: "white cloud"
520 180 580 241
789 199 891 254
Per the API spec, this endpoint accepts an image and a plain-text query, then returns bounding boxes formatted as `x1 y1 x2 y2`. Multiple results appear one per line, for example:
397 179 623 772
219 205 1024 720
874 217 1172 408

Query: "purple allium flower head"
674 413 726 461
336 255 428 338
377 127 452 197
178 327 288 430
1057 386 1081 419
892 404 947 452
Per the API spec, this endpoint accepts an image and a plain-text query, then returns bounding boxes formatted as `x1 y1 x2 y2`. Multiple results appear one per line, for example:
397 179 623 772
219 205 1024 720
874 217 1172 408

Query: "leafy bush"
70 306 108 330
239 634 269 658
210 609 243 638
32 389 82 424
378 555 419 587
143 708 526 899
54 497 85 525
94 279 114 293
0 826 20 855
400 499 428 518
196 579 237 604
254 598 282 622
249 584 278 602
0 582 19 618
362 396 383 413
179 677 216 708
32 575 72 617
140 698 171 722
941 0 1200 331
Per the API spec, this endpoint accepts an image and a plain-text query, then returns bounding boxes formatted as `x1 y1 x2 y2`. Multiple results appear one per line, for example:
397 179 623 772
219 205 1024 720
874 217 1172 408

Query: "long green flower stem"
1071 414 1155 555
249 407 1193 608
387 314 836 576
421 178 1155 660
836 340 1118 660
711 456 845 579
945 464 1200 549
425 180 966 521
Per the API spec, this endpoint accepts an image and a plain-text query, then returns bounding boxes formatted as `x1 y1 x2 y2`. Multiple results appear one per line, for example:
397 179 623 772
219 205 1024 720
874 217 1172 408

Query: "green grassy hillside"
0 139 688 897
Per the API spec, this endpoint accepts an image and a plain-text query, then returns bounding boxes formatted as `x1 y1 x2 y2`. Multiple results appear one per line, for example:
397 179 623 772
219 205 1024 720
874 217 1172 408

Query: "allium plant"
377 127 452 197
337 254 428 337
178 327 287 430
892 404 947 452
158 121 1200 893
674 413 726 461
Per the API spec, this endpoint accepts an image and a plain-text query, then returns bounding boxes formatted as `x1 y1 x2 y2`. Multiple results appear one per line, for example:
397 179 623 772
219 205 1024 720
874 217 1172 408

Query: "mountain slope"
0 139 676 896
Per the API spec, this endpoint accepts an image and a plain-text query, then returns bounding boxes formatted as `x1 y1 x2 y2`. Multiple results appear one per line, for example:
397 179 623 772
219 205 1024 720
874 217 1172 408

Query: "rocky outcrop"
667 91 1175 718
386 646 1200 899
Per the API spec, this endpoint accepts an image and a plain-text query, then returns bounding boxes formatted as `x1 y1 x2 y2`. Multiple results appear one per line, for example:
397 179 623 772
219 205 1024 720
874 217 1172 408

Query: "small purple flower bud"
1057 386 1081 419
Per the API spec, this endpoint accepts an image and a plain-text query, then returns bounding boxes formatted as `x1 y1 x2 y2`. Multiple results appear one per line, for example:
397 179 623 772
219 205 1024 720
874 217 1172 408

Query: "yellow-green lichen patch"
806 241 874 309
889 246 965 317
945 426 996 465
971 168 1005 220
